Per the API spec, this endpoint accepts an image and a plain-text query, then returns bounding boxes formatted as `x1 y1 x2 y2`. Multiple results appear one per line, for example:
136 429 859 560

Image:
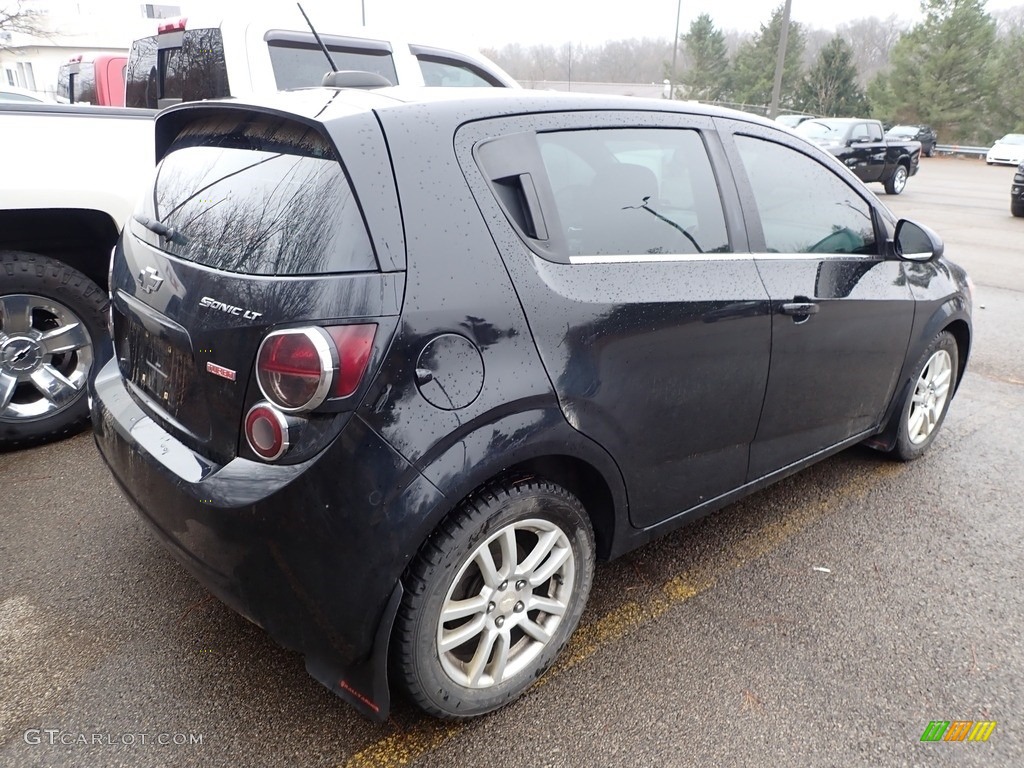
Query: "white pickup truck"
0 13 517 448
0 103 154 448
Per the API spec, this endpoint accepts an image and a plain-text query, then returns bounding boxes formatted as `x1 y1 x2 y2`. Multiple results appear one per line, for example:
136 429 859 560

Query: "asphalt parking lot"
1 156 1022 768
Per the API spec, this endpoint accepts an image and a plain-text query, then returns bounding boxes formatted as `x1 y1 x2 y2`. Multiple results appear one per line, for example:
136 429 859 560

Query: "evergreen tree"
870 0 997 143
798 36 868 116
676 14 730 101
985 29 1024 133
730 5 805 110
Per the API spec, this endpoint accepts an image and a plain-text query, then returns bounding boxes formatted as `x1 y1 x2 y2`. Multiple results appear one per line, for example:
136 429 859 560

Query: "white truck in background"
0 103 154 448
0 11 519 448
124 12 518 109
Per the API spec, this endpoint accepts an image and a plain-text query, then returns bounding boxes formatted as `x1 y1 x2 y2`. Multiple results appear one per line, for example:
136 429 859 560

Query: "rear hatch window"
146 113 376 275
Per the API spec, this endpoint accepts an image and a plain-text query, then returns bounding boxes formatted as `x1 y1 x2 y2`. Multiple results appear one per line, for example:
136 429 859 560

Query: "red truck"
56 54 127 106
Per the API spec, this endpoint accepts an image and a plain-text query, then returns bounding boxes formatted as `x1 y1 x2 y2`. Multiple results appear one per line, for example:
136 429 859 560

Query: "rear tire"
0 252 108 450
884 164 909 195
890 331 958 461
395 478 595 719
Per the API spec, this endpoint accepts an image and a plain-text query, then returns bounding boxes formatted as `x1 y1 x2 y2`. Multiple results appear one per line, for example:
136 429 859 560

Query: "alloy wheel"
437 517 576 689
906 349 953 445
0 293 94 422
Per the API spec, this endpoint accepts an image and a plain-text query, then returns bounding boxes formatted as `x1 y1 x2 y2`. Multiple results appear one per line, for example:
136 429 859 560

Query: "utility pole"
768 0 793 119
670 0 682 99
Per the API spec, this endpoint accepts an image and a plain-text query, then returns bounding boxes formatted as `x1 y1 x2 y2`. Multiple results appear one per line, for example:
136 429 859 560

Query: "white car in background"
0 84 57 103
986 133 1024 166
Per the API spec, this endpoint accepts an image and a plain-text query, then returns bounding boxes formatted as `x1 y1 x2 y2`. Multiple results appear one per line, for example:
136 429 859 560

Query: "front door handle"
780 302 819 316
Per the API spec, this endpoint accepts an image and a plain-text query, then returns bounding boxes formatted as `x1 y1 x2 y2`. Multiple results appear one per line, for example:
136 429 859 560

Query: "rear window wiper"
133 214 188 246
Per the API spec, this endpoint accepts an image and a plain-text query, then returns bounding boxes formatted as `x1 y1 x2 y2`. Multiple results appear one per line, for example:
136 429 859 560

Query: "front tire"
0 252 108 450
395 478 595 719
884 164 909 195
1012 200 1024 218
891 331 958 461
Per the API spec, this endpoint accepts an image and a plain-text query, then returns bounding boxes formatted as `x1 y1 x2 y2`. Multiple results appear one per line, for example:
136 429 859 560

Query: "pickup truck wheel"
395 478 595 718
0 252 107 449
884 164 909 195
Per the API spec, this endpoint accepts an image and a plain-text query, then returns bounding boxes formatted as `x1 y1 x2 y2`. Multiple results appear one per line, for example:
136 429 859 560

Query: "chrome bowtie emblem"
138 267 164 294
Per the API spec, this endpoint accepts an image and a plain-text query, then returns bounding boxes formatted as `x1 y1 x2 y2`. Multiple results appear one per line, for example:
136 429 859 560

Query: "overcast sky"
222 0 1024 47
49 0 1024 49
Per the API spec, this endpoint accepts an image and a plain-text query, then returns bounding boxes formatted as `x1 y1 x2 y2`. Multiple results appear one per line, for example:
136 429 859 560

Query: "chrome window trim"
568 252 876 265
751 252 877 261
568 253 749 265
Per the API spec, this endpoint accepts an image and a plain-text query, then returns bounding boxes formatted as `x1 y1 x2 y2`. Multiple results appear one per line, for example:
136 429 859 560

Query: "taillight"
255 325 377 413
244 403 293 461
157 17 187 33
256 328 333 412
325 324 377 398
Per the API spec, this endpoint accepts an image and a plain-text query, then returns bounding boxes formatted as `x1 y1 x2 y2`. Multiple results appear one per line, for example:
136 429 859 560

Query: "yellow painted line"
343 463 903 768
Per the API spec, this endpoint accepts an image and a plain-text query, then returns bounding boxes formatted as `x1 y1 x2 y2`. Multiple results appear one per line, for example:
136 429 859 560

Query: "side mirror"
894 219 944 262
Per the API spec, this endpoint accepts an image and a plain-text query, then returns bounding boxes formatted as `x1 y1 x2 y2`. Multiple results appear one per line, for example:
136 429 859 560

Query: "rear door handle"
780 302 819 316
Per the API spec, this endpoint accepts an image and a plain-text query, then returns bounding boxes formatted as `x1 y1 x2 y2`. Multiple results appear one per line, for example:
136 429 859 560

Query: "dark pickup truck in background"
796 118 921 195
1012 161 1024 217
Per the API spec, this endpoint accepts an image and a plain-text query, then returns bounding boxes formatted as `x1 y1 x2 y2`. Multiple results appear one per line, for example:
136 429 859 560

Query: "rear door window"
537 128 731 257
147 114 376 276
418 57 497 86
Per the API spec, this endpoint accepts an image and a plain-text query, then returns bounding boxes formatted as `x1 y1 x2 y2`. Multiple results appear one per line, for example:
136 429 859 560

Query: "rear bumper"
90 358 445 719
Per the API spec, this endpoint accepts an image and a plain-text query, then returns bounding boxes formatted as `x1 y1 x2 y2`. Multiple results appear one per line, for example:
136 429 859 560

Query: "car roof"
806 117 870 124
161 85 780 127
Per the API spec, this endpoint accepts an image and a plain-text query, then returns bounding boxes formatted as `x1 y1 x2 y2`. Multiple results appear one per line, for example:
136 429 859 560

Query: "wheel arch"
413 407 629 562
864 303 971 452
0 208 120 290
482 454 617 561
943 317 971 393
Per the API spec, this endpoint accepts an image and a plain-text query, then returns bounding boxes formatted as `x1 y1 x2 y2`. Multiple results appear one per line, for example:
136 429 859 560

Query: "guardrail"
933 144 989 158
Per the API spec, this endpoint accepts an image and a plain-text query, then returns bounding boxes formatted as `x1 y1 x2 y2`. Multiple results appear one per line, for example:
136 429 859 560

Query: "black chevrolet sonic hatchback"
91 87 972 720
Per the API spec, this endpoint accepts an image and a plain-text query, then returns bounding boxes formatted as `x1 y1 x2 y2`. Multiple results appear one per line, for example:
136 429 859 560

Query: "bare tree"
0 1 49 49
837 16 907 86
801 27 833 69
992 5 1024 35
